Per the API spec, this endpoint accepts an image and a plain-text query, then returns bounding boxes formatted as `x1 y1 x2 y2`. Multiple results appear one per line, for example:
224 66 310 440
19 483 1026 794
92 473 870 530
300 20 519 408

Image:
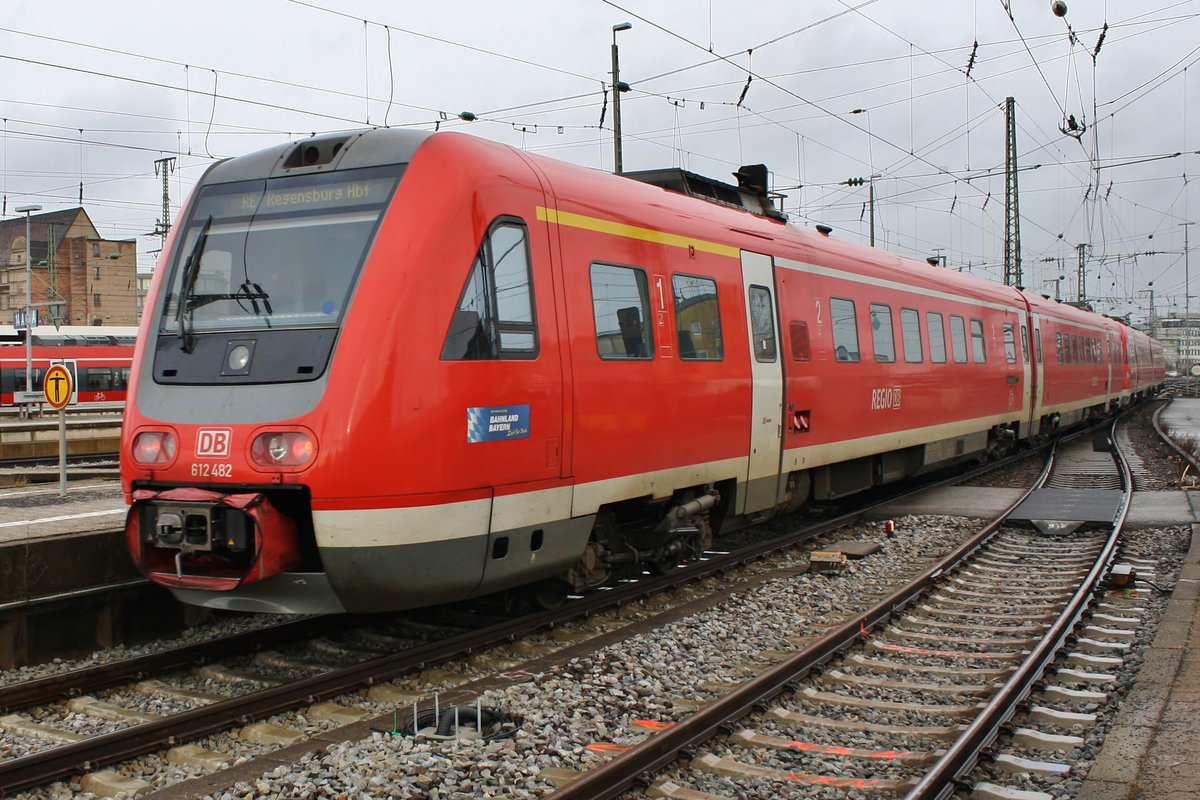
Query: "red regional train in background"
119 129 1165 614
0 325 136 407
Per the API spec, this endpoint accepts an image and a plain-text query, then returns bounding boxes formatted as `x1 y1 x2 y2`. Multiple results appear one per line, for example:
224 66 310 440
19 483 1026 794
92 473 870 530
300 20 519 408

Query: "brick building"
0 207 137 327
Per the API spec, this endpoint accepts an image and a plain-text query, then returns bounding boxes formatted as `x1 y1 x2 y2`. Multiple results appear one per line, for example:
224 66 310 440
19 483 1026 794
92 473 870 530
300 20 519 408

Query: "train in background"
119 129 1165 614
0 325 136 407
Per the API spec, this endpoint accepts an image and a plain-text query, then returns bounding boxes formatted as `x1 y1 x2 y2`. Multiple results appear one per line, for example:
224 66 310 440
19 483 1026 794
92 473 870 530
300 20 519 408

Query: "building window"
93 293 102 307
92 243 100 258
94 266 101 280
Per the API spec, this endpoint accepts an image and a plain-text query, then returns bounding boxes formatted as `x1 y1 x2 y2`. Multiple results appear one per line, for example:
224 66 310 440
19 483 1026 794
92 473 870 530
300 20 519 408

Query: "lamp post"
611 22 632 174
15 204 42 408
1182 222 1195 374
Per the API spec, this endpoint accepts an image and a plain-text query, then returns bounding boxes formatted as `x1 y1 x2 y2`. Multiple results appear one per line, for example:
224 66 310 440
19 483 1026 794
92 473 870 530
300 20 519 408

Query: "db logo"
196 428 232 458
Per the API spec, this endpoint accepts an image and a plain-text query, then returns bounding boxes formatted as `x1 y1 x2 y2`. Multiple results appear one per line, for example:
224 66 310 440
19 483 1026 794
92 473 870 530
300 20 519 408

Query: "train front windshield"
161 166 402 338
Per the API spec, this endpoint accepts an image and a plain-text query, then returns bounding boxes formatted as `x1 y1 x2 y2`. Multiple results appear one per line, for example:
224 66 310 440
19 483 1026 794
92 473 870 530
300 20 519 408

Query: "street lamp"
611 22 632 174
15 203 42 409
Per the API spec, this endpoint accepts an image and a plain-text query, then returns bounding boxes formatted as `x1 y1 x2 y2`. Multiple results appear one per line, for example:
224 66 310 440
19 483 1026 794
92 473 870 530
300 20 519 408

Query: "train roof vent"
282 134 352 170
624 165 787 222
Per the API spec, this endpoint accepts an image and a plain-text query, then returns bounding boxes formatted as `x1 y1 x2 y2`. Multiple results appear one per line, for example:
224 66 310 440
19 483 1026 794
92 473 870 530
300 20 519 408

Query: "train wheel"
566 511 617 591
527 579 570 610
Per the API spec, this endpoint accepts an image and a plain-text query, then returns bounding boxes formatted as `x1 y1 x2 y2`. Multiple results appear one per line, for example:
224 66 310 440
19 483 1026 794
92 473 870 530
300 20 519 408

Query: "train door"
1028 313 1045 434
740 251 784 514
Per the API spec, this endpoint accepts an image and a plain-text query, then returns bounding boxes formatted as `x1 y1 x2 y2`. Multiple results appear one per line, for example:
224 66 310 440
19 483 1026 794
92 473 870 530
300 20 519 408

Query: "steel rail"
904 417 1133 799
0 615 344 714
543 443 1058 800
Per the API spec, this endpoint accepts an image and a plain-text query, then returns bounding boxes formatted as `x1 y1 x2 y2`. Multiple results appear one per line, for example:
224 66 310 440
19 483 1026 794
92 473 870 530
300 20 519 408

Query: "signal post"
43 364 72 496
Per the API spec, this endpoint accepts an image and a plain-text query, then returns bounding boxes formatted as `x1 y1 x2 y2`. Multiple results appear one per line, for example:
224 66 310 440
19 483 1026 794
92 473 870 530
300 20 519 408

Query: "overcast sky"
2 0 1197 324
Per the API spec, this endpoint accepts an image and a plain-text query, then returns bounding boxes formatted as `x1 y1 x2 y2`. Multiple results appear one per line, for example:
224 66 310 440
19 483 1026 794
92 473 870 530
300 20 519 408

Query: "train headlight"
131 430 177 466
251 431 315 467
227 344 251 372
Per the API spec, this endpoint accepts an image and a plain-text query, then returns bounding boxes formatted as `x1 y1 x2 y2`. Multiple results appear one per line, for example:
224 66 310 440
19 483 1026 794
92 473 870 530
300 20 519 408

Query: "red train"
0 326 136 407
119 129 1165 613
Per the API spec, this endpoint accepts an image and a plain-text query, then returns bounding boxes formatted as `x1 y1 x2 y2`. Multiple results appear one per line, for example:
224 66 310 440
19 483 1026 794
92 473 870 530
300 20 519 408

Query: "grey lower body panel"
171 516 595 614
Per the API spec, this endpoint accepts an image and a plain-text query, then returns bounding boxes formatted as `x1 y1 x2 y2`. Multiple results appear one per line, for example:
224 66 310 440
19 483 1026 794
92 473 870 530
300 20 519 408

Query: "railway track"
0 415 1176 798
548 421 1141 799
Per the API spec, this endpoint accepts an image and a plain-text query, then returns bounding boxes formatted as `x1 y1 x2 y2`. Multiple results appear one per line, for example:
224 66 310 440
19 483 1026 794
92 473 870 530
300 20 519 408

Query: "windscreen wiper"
186 283 273 314
176 215 213 354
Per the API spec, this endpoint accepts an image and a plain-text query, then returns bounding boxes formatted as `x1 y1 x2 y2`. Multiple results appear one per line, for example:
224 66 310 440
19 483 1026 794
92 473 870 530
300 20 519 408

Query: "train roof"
0 325 138 347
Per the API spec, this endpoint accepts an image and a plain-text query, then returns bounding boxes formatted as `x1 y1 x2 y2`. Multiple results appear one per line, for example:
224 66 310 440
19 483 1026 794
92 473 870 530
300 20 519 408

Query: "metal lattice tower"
1003 97 1022 287
1077 243 1088 304
153 156 176 242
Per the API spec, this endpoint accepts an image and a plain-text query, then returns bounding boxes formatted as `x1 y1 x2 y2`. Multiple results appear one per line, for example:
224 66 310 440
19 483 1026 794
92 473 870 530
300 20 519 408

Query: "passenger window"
901 308 922 363
1056 332 1063 364
926 311 946 363
1020 326 1029 363
949 315 967 363
870 304 895 363
592 263 653 359
789 321 811 362
748 285 777 362
830 297 859 362
672 274 722 360
1035 326 1042 361
970 319 986 362
1002 323 1016 363
442 221 537 360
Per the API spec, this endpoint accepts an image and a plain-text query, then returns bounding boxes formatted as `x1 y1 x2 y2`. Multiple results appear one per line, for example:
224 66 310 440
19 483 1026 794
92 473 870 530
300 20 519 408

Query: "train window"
900 308 922 363
1002 323 1016 363
949 315 967 363
926 311 946 363
1056 332 1063 364
591 263 653 359
970 319 986 362
869 304 895 363
1035 326 1042 361
830 297 859 362
789 321 811 362
1071 335 1080 364
748 285 777 363
672 274 723 360
1020 326 1030 363
160 164 403 339
442 221 537 360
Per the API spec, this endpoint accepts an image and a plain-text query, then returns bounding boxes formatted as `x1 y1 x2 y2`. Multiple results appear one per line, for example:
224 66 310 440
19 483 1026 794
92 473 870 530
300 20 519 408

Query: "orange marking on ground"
633 719 676 730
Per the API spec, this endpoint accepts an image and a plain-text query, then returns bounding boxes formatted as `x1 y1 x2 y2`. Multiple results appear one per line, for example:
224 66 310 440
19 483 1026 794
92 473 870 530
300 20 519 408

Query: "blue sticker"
467 405 531 443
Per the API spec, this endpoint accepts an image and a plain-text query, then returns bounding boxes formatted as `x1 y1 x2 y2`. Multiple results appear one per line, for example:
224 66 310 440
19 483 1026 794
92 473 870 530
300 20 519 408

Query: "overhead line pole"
1003 97 1021 287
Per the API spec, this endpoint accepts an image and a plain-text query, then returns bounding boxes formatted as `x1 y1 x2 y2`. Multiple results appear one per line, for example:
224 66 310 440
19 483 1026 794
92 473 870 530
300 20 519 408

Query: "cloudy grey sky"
2 0 1197 324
